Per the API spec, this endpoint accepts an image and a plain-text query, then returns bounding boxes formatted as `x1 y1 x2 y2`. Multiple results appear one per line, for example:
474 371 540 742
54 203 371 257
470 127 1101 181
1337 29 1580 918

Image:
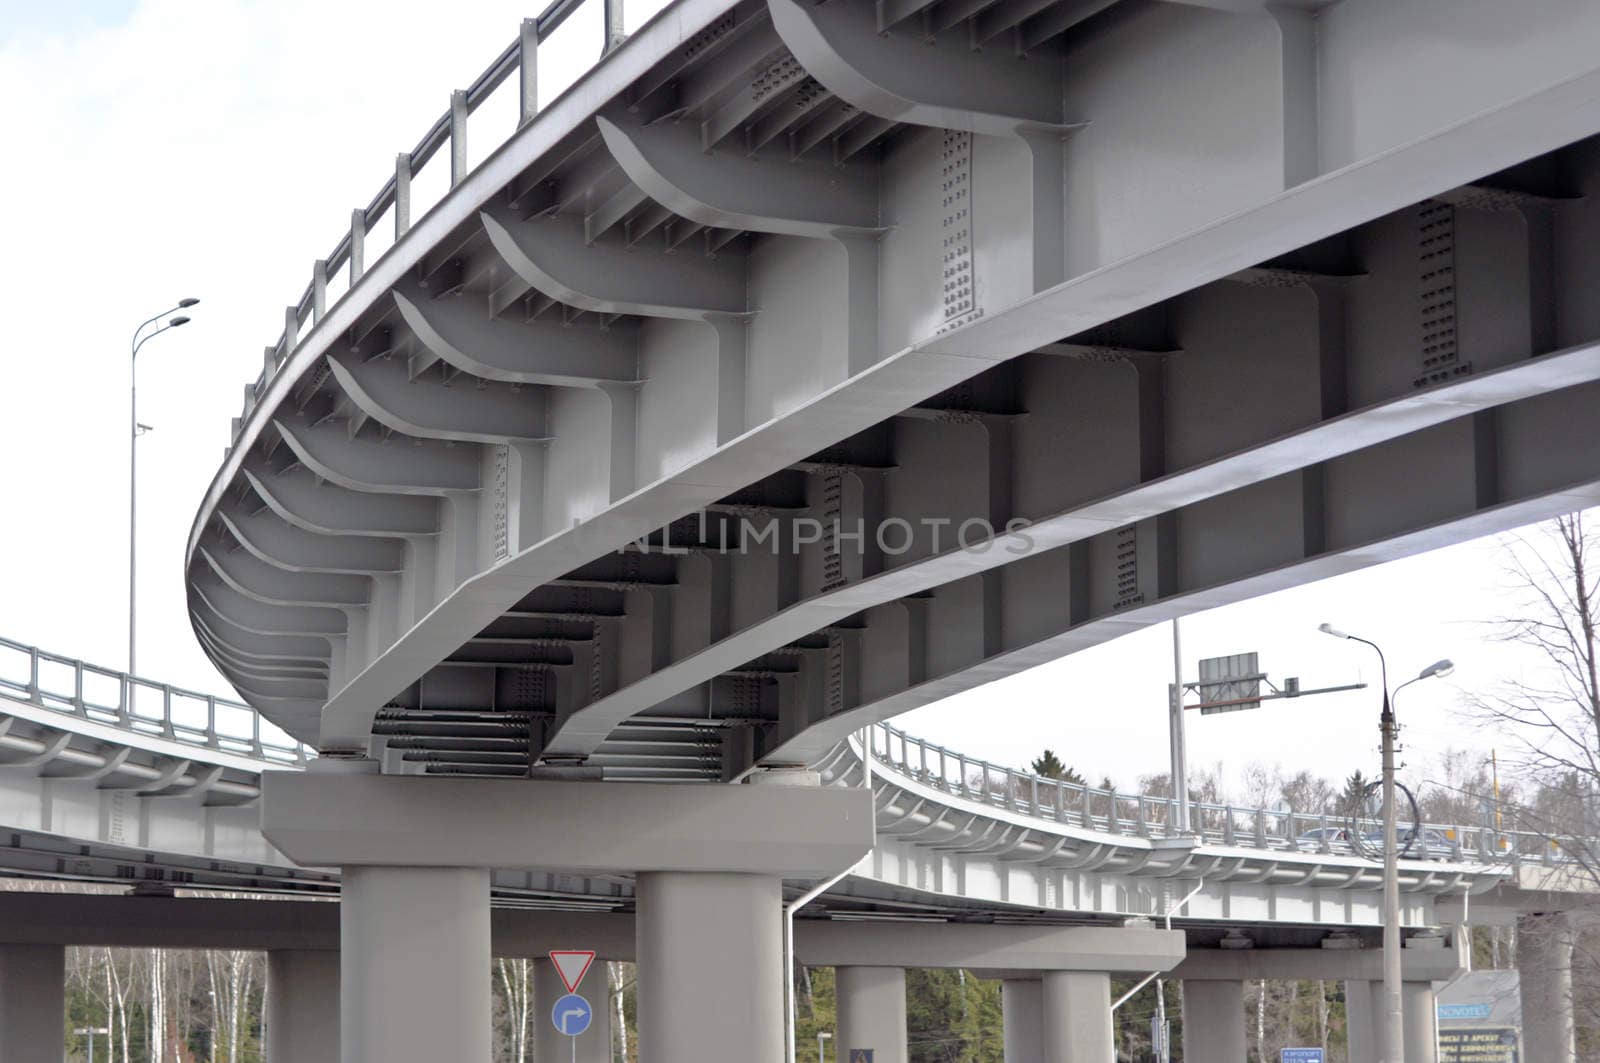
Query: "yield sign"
549 950 596 994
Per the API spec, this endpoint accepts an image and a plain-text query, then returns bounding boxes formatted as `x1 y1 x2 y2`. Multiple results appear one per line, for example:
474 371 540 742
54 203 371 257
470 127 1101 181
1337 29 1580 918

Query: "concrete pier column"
1181 980 1247 1063
266 950 339 1063
1345 978 1378 1062
0 943 63 1063
1002 978 1044 1062
340 866 491 1063
1519 912 1576 1063
1040 970 1112 1063
1402 981 1438 1063
533 956 611 1063
837 966 908 1063
636 871 783 1063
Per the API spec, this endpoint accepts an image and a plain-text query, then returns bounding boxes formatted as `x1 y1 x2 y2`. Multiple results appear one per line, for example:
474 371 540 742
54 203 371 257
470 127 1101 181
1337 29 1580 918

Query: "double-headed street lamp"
130 299 198 676
1319 622 1452 1062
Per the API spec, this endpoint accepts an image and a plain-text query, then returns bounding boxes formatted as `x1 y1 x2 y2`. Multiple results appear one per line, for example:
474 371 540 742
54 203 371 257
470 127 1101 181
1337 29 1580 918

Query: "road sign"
848 1051 874 1063
1281 1050 1324 1063
549 950 596 993
1197 652 1265 714
551 993 592 1037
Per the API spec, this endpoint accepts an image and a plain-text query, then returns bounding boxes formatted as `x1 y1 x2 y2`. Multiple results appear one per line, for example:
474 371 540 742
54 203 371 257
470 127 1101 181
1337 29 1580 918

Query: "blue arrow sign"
552 993 592 1037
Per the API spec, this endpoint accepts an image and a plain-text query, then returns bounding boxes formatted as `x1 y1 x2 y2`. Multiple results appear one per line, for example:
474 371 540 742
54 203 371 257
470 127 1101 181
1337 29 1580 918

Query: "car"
1359 826 1454 859
1295 826 1354 851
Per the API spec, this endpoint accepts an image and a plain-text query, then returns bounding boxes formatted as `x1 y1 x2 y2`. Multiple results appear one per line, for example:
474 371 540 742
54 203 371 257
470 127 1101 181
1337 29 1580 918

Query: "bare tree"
1464 512 1600 1046
1468 513 1600 868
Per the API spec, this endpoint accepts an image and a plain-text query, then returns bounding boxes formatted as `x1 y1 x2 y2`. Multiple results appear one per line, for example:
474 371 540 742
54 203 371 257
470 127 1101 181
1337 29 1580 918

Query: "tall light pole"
1319 623 1452 1062
817 1029 831 1063
130 299 198 676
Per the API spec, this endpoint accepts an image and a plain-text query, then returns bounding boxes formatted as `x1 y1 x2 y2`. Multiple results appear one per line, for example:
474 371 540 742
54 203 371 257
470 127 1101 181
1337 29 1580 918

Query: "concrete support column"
1040 970 1112 1063
1519 912 1576 1063
1181 980 1247 1063
533 956 611 1063
266 950 339 1063
636 871 782 1063
1345 978 1378 1062
1002 979 1044 1063
1402 981 1438 1063
837 966 908 1063
340 866 491 1063
0 943 63 1063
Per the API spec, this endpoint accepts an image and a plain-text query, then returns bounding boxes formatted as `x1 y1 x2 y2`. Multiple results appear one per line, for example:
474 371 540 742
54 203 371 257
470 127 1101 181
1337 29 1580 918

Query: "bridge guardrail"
0 637 311 766
230 0 629 447
0 634 1572 864
868 722 1571 866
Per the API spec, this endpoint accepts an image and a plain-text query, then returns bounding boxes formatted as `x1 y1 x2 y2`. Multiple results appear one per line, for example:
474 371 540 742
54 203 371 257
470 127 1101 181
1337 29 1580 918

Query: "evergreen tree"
1029 750 1084 785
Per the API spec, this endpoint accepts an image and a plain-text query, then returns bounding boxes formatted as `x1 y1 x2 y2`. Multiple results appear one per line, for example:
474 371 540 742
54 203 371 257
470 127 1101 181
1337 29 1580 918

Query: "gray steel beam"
480 204 750 319
216 500 406 575
242 463 439 538
273 416 483 494
326 348 548 444
769 0 1081 135
595 109 881 237
392 289 641 386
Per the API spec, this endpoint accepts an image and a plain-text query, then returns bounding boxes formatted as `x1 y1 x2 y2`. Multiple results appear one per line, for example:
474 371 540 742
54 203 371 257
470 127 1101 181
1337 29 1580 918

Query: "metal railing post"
206 697 219 749
604 0 627 52
519 18 539 125
312 259 328 320
450 90 470 187
394 153 413 238
349 208 366 284
27 646 39 700
1223 806 1236 846
283 305 298 354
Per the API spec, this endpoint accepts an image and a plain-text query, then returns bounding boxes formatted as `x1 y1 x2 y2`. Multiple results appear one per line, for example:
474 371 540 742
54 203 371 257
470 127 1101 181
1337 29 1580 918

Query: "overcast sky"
0 0 1581 806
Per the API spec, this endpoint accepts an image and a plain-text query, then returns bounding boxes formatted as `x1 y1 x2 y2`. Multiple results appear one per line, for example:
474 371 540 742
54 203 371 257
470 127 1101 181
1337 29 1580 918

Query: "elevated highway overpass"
146 0 1600 1057
0 638 1588 1062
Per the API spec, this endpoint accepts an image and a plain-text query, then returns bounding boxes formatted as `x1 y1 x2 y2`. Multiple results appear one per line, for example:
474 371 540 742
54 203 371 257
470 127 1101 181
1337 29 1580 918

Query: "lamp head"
168 316 190 327
1318 622 1351 639
177 298 200 308
1419 658 1454 680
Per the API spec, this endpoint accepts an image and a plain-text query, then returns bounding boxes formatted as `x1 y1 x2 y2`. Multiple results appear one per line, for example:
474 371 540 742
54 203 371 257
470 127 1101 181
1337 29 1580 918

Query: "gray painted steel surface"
177 0 1600 786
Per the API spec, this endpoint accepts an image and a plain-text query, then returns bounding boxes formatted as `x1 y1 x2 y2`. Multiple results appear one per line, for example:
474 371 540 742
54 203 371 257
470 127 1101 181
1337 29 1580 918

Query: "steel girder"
184 0 1600 774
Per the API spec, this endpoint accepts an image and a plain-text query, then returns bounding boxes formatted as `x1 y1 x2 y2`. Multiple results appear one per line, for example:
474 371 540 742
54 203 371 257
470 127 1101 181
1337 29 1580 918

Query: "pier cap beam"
261 773 875 876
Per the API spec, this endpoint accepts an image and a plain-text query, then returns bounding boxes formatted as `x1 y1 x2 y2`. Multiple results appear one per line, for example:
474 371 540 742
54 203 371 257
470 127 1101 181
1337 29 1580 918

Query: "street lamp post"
129 299 198 677
1319 623 1452 1062
818 1029 832 1063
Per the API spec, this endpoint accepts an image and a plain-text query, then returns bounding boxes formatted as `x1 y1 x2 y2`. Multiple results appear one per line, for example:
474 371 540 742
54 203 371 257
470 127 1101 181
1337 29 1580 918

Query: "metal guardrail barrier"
231 0 630 445
0 637 311 766
868 721 1571 866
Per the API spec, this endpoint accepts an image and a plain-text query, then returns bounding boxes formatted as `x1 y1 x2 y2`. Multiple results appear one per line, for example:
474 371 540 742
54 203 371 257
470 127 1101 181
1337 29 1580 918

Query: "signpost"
547 950 598 1063
75 1026 110 1063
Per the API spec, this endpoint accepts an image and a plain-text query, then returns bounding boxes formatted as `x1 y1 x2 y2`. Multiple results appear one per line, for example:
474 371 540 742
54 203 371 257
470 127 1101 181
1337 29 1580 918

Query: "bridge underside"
186 0 1600 778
